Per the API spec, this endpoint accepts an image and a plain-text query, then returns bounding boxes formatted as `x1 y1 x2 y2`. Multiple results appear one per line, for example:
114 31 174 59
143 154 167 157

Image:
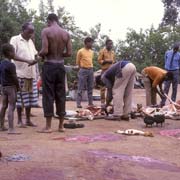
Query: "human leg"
58 118 65 132
171 71 179 102
142 75 152 106
123 63 136 116
55 64 66 132
7 86 17 132
151 87 157 105
25 107 36 126
0 89 8 130
37 116 52 133
76 69 87 107
160 80 171 106
87 69 94 106
40 63 56 132
100 86 106 105
113 77 126 116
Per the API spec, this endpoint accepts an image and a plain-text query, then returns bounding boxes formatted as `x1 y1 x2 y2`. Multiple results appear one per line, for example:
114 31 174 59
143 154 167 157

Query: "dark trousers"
0 86 17 129
77 68 94 106
42 62 66 118
161 70 179 105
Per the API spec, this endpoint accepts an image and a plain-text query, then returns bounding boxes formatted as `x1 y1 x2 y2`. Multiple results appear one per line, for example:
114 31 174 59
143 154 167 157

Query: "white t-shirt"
10 34 37 79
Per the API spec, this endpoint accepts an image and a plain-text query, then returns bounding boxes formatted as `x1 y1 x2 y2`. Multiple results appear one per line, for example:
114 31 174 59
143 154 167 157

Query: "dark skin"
102 41 114 65
6 49 19 90
153 74 172 100
39 21 72 60
39 19 72 133
16 24 37 127
13 25 37 65
0 48 21 134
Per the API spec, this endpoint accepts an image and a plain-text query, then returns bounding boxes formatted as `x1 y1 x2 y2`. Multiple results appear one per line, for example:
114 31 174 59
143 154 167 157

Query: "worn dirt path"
0 89 180 180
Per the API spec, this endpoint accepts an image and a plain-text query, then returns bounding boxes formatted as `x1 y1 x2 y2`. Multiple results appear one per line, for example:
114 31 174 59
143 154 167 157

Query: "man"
142 66 173 106
10 22 38 127
39 13 72 133
102 59 136 120
98 39 115 106
76 37 94 108
161 43 180 106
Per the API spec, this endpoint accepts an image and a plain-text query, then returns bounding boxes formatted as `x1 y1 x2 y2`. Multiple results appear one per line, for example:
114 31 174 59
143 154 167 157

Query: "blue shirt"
102 60 129 88
164 50 180 71
0 59 18 87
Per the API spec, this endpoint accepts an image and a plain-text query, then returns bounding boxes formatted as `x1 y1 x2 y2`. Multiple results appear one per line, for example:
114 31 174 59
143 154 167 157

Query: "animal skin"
144 116 154 127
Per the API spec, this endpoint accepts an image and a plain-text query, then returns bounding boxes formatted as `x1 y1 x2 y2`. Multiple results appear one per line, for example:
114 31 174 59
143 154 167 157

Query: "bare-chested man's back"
38 13 72 133
39 14 72 62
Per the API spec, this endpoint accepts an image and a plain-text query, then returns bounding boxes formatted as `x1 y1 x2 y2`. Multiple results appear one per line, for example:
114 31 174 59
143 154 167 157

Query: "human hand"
72 65 79 71
28 60 38 66
35 55 43 61
102 60 113 65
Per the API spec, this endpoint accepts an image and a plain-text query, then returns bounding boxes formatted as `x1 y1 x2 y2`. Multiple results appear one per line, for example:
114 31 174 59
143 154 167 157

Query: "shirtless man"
38 13 72 133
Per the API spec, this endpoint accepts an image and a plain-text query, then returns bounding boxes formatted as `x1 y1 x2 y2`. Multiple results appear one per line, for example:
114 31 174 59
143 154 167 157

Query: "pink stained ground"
0 88 180 180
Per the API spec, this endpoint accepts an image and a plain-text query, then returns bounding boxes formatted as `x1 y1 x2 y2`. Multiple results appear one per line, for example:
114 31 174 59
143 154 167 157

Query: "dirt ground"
0 88 180 180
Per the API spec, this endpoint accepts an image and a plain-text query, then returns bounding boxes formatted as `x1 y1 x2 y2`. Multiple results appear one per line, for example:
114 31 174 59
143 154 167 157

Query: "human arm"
10 37 35 65
152 80 165 99
39 29 49 57
101 74 113 89
76 50 81 68
103 51 115 65
102 60 113 65
63 34 72 57
98 50 113 65
9 64 19 90
14 55 36 65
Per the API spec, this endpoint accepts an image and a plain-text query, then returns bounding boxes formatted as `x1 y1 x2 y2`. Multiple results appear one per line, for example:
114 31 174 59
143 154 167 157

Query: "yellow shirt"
76 48 94 68
142 66 167 87
98 48 115 70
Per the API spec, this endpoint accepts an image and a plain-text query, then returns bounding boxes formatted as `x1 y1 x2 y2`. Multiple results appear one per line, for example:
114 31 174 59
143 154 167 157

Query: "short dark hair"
1 43 14 57
166 71 173 80
47 13 58 22
105 39 112 45
84 37 94 44
22 21 33 31
173 42 180 51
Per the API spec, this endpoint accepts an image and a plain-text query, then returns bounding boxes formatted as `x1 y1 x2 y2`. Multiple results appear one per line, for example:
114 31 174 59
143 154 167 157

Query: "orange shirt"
142 66 167 87
98 48 115 70
76 48 94 68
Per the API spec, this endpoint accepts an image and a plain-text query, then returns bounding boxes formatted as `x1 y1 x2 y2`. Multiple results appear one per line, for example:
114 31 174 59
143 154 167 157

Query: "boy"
0 43 20 134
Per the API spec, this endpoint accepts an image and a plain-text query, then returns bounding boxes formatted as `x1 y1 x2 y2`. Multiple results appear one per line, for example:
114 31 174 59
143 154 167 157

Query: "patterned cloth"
16 78 38 108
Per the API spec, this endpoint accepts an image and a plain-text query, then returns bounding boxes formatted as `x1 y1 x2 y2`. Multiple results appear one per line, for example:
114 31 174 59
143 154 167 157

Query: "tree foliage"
161 0 180 26
0 0 180 75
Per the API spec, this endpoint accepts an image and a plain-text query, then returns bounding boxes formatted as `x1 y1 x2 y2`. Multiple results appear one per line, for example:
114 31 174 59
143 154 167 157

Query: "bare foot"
26 121 37 127
17 122 27 128
58 128 65 133
0 127 8 131
8 129 21 135
37 128 52 133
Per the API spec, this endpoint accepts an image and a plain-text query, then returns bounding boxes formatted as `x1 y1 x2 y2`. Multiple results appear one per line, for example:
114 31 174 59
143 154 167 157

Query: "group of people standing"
0 12 179 134
76 37 136 121
0 13 72 133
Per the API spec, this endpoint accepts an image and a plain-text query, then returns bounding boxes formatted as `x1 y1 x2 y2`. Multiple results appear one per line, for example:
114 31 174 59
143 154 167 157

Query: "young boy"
0 43 20 134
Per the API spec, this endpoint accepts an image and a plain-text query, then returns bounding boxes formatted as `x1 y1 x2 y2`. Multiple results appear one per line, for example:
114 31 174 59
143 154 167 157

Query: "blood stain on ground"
19 168 65 180
86 150 180 172
52 133 123 143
